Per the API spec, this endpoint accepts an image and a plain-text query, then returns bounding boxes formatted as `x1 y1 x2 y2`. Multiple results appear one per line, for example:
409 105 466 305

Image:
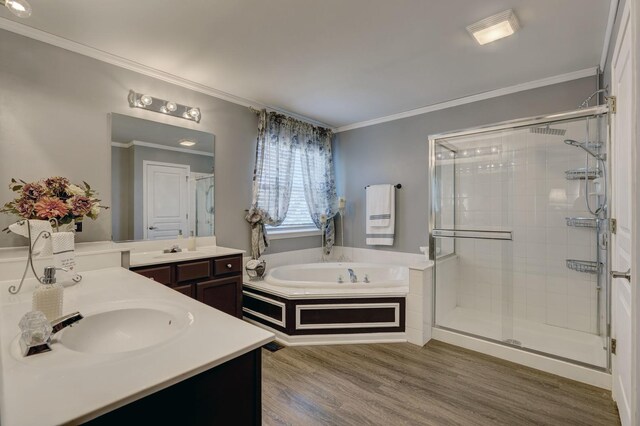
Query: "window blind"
264 154 316 229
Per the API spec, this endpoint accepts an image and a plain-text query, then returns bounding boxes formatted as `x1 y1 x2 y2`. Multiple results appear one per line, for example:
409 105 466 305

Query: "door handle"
148 226 157 230
611 268 631 281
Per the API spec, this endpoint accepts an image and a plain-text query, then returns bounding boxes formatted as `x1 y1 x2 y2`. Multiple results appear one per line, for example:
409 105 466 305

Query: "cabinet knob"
226 263 232 269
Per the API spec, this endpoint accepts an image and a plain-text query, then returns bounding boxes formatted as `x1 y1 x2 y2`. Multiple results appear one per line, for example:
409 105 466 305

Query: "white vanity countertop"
129 245 245 267
0 267 273 426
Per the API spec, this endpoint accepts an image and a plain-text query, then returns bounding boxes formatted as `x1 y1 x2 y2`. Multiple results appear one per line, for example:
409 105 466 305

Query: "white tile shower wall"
450 118 601 334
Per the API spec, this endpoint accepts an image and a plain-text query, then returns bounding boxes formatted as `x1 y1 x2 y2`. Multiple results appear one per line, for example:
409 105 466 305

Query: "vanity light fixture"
164 101 178 113
1 0 32 18
179 139 197 147
186 107 201 121
128 90 201 123
140 94 153 107
467 9 520 45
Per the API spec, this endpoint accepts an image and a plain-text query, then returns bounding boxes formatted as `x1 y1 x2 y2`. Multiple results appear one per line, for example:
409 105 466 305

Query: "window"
265 155 319 237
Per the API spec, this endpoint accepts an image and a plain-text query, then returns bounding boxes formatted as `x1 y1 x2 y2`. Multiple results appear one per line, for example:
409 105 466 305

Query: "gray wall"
111 146 131 242
0 29 316 254
334 76 597 254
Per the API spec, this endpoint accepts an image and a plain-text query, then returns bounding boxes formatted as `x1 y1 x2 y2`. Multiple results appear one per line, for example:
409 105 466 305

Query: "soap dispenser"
33 266 63 321
188 231 196 251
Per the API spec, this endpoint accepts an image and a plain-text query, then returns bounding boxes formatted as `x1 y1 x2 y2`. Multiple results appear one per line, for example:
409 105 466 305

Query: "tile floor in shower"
438 306 606 367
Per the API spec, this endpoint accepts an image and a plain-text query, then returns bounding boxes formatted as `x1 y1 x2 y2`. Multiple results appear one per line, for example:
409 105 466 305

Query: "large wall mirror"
110 113 215 242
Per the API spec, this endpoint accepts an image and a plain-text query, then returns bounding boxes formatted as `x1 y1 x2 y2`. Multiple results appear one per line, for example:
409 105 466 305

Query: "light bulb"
139 94 153 106
187 108 200 120
4 0 31 18
165 101 177 112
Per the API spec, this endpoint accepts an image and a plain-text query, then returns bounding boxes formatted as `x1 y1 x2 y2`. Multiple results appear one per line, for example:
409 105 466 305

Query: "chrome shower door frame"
427 105 611 371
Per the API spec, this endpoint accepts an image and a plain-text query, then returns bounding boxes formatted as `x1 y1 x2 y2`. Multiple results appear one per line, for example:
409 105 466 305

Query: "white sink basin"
59 304 193 354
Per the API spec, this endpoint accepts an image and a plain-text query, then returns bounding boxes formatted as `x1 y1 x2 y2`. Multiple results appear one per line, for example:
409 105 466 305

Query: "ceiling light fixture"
1 0 32 18
179 139 197 147
128 90 201 123
467 9 520 45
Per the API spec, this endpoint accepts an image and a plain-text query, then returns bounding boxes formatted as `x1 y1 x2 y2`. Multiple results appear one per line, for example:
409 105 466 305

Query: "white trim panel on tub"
295 302 400 330
242 290 287 328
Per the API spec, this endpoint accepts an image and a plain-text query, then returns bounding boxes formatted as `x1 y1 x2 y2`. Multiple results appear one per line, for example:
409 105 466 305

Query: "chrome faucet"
347 268 358 283
19 311 84 357
163 244 182 253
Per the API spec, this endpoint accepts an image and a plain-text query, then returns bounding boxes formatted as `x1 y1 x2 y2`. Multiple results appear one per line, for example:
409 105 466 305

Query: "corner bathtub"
242 262 409 345
265 262 409 291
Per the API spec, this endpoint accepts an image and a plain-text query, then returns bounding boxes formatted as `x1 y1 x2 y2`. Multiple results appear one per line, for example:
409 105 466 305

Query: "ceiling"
0 0 612 128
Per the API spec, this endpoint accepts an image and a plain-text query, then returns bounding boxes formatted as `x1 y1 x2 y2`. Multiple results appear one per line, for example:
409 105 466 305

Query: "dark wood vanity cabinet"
131 254 243 318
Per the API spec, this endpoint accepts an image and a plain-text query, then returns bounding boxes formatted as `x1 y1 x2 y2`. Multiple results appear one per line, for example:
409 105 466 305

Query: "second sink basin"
59 303 193 354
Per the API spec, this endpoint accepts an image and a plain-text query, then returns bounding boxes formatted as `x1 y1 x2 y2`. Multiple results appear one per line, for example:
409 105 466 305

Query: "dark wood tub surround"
242 285 405 336
131 254 243 318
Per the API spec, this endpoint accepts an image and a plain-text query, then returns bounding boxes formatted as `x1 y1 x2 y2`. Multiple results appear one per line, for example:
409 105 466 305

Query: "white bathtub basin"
265 262 408 289
59 305 193 354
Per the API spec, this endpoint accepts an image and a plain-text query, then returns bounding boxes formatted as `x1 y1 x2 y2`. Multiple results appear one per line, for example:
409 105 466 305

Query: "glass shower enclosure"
429 105 610 370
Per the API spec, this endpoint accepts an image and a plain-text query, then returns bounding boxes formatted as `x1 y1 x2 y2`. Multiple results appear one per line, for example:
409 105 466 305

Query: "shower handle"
611 269 631 282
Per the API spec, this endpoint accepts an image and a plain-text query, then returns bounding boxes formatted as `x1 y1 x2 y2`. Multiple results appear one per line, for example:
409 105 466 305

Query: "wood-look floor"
262 341 620 426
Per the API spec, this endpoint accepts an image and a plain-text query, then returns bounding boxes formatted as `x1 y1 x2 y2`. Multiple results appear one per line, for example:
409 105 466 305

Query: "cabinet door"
196 276 242 318
173 284 194 298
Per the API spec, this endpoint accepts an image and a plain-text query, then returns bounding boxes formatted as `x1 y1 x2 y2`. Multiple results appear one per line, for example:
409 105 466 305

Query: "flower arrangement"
1 177 107 225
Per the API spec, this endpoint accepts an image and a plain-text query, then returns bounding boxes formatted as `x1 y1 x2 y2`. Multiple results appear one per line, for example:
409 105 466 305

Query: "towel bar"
365 184 402 189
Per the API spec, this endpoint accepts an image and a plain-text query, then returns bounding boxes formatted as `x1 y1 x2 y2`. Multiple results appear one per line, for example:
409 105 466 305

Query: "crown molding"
111 140 214 157
0 17 332 129
335 67 598 133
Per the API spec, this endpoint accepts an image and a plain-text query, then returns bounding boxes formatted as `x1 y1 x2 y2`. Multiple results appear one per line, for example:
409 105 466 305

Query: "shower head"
564 139 602 159
529 125 566 136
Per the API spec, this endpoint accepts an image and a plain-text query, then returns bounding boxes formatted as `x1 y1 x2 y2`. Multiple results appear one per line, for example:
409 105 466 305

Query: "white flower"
319 214 327 224
67 184 85 196
90 202 100 216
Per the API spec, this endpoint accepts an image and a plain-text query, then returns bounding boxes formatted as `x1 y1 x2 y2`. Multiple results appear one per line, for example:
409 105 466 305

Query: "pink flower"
67 195 93 216
44 177 70 196
14 197 35 218
34 197 69 220
21 182 47 200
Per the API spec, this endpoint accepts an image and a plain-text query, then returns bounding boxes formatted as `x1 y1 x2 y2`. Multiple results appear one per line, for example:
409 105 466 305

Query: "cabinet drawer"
176 260 211 282
214 256 242 276
133 265 172 285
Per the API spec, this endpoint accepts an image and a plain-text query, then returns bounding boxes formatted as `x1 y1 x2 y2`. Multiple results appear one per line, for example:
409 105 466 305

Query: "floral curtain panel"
246 110 337 259
299 125 338 254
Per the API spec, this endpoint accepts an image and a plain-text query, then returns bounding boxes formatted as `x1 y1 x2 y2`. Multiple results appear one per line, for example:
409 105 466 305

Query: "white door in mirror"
144 161 190 240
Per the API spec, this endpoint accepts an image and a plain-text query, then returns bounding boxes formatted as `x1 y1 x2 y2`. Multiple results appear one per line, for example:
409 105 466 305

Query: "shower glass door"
431 129 516 346
430 107 609 370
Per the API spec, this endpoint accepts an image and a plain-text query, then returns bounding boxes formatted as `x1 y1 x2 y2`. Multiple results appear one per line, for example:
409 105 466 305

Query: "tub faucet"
347 268 358 283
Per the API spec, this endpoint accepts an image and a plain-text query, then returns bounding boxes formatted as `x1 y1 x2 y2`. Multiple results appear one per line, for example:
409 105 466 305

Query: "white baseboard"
244 318 407 346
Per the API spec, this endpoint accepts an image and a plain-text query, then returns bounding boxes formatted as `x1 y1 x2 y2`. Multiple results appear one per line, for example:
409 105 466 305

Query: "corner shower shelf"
565 217 599 228
565 168 602 180
566 259 602 275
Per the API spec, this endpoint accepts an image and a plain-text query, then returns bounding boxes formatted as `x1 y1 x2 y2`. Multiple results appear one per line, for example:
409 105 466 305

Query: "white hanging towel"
8 220 53 256
52 232 77 283
366 184 395 246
